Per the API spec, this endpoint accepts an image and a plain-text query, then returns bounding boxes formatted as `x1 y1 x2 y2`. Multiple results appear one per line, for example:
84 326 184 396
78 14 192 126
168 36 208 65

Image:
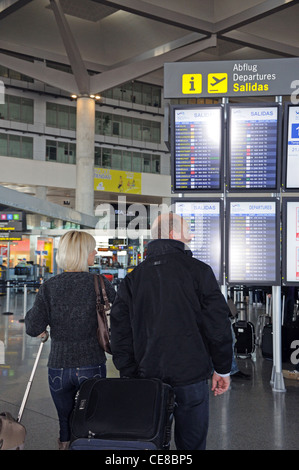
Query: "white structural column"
75 96 95 216
271 285 286 392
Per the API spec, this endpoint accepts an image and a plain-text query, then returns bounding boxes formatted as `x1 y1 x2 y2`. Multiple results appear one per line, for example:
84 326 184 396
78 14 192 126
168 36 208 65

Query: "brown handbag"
94 274 112 354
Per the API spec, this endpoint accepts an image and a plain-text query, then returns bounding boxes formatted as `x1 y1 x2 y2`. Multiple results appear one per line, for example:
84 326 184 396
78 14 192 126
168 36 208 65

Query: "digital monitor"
282 103 299 191
226 198 280 286
173 198 224 283
282 198 299 285
171 105 224 192
227 104 281 191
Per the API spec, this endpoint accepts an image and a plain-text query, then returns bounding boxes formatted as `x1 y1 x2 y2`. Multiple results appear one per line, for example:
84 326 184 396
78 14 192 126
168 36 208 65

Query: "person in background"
110 213 232 450
25 230 116 449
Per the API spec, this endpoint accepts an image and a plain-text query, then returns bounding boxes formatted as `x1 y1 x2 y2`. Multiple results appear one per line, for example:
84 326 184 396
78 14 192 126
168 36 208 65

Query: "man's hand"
211 372 230 396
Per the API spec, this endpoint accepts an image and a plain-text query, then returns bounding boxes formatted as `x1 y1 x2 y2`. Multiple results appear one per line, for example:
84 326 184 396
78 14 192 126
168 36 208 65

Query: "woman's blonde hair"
56 230 96 272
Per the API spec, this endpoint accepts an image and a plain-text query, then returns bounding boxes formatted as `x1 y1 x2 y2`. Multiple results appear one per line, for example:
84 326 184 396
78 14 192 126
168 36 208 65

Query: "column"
75 96 95 216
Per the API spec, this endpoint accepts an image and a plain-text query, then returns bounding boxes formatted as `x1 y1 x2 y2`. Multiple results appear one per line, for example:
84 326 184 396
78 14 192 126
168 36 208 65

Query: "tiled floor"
1 289 298 450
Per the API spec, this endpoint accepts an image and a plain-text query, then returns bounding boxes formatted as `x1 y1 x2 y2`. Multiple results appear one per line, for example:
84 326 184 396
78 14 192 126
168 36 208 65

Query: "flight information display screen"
284 105 299 190
227 199 279 285
282 198 299 285
171 106 223 192
174 199 223 282
228 105 280 191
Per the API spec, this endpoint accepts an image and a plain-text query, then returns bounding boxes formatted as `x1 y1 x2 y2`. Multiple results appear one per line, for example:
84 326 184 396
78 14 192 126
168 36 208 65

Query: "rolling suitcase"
233 320 255 357
261 323 273 359
0 332 48 450
69 377 175 450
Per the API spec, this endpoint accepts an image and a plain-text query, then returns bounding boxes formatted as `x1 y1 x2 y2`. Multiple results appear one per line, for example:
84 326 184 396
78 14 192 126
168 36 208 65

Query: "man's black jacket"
110 239 233 387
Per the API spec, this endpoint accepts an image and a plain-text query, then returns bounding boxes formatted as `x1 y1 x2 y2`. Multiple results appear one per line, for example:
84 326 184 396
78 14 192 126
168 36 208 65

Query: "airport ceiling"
0 0 299 94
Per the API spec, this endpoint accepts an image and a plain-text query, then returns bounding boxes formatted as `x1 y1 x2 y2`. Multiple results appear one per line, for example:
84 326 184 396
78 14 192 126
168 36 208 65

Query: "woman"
25 230 116 449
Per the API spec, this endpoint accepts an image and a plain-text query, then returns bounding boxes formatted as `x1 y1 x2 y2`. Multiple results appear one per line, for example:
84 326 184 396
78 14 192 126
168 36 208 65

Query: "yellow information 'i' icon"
182 74 202 94
208 73 228 93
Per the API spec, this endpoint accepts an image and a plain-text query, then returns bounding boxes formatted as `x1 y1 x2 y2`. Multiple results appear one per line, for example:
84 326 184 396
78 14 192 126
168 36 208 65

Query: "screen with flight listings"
172 106 223 192
227 199 279 285
282 198 299 284
285 105 299 190
174 199 223 282
228 105 280 191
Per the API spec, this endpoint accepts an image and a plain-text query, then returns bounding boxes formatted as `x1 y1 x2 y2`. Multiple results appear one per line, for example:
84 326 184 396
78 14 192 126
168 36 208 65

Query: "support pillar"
75 96 95 216
271 285 286 392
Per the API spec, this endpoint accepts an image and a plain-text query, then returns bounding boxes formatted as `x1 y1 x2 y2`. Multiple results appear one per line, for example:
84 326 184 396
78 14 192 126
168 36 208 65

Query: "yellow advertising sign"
94 168 142 194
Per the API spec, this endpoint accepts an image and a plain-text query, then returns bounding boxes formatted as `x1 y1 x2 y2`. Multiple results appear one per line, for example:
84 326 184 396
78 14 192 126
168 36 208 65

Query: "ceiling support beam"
90 35 217 94
91 0 214 34
0 52 78 93
0 0 32 20
49 0 90 95
215 0 298 33
222 30 299 58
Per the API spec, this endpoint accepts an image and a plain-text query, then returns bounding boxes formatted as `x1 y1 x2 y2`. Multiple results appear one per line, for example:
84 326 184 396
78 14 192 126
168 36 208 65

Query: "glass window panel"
57 142 69 163
113 86 123 100
152 155 160 173
69 143 76 164
142 120 151 142
102 113 112 135
8 135 21 157
57 105 69 129
123 151 132 171
142 84 153 106
95 147 101 166
0 66 9 78
0 134 8 155
46 140 57 161
142 153 151 173
132 82 142 104
101 88 113 99
21 98 33 124
9 96 21 121
112 149 122 170
112 116 122 136
151 121 161 143
95 111 102 134
21 137 33 159
102 148 111 167
9 70 22 80
69 107 76 130
132 118 142 141
152 87 161 107
132 152 141 172
121 82 133 103
122 116 132 139
46 103 57 127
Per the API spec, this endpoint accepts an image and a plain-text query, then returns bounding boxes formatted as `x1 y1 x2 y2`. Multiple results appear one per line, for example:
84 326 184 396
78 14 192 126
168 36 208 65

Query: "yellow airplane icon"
208 73 228 93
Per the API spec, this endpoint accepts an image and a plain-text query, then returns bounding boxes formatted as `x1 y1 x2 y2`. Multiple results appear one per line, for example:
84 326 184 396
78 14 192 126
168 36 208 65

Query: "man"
110 213 232 450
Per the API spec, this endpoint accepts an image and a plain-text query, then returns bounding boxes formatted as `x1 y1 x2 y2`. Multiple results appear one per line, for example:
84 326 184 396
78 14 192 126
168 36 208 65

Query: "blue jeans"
48 364 106 442
173 379 209 450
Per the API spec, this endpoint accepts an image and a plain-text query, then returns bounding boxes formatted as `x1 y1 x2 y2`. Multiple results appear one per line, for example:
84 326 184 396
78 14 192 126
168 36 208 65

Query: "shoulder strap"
94 273 100 296
94 274 110 311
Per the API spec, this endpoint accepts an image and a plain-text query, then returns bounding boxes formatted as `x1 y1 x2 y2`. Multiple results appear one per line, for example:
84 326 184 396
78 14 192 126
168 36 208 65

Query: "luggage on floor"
261 323 273 359
256 314 271 347
0 332 48 450
69 377 175 450
233 320 255 356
